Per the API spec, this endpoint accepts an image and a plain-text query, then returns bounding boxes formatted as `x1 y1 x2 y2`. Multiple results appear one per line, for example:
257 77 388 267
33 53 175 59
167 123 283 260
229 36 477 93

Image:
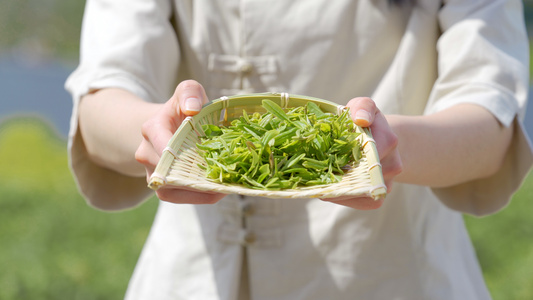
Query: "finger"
379 149 403 181
346 97 378 127
140 117 175 156
173 80 209 116
371 113 399 159
379 151 402 193
135 138 160 173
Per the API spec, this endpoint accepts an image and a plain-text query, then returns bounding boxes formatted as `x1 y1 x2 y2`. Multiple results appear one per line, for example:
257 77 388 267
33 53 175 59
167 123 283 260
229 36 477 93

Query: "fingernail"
355 110 372 125
184 97 202 113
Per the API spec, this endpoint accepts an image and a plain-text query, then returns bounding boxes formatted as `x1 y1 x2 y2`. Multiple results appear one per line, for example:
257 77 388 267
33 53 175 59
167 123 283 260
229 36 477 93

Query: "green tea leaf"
196 99 362 190
262 99 290 122
306 102 326 117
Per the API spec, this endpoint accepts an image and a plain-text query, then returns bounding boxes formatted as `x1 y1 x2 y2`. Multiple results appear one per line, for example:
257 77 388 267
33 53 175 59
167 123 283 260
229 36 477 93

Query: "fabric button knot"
242 231 256 245
240 62 253 74
241 202 255 216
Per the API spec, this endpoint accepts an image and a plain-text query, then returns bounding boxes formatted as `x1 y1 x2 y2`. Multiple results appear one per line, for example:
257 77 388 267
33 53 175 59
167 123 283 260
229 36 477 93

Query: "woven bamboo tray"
148 93 386 200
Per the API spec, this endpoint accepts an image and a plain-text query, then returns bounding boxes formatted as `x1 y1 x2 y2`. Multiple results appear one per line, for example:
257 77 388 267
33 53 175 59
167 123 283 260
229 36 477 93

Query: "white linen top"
65 0 533 299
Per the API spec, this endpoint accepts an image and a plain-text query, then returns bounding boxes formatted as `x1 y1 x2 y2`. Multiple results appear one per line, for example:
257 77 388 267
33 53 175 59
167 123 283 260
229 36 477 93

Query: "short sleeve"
65 0 180 210
426 0 533 216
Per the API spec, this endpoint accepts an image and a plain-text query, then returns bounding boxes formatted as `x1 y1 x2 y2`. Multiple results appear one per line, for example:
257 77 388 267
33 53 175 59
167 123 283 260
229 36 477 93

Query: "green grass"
0 118 158 300
0 118 532 299
464 173 533 300
0 0 86 62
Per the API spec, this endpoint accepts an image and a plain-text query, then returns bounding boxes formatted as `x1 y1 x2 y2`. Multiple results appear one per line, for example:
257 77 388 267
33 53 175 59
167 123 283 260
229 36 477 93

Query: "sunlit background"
1 1 533 299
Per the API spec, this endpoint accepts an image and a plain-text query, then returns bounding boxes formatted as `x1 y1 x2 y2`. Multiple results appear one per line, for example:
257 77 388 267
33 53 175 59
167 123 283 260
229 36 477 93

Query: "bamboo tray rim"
148 92 387 200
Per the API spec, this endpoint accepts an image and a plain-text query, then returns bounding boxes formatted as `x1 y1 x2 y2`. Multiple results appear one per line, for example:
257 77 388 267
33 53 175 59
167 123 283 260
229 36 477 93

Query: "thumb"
173 80 209 116
346 97 378 127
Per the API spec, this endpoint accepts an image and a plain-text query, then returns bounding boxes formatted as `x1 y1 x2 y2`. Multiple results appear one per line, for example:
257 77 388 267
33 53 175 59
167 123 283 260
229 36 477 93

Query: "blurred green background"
1 0 533 299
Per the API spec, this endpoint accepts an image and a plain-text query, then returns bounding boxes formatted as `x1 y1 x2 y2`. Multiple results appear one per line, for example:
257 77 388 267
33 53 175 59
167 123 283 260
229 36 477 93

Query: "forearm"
78 88 161 177
388 104 513 188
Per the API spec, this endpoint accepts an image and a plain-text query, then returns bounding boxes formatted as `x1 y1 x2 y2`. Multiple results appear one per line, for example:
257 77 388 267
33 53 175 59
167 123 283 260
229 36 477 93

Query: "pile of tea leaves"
197 99 362 190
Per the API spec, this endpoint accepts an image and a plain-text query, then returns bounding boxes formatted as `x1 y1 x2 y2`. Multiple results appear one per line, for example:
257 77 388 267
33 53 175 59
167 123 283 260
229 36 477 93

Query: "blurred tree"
0 0 86 62
0 0 531 62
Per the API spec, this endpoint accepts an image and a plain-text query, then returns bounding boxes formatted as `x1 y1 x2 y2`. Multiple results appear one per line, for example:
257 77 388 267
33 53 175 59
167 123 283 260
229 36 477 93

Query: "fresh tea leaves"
197 99 362 190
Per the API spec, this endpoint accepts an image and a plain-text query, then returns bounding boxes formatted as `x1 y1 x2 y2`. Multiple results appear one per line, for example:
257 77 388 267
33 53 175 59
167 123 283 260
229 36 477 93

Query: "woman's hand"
136 89 401 207
321 97 403 210
135 80 227 204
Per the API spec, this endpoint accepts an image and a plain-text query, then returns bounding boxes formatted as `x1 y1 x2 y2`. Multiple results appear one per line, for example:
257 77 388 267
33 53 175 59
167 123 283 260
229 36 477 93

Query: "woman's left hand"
321 97 403 210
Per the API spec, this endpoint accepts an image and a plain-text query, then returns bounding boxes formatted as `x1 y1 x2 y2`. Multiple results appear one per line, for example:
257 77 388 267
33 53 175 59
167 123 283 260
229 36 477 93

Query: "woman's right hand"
135 80 227 204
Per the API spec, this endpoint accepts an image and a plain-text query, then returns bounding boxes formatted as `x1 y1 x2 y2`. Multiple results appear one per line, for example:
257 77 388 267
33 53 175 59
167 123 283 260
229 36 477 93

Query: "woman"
66 0 532 299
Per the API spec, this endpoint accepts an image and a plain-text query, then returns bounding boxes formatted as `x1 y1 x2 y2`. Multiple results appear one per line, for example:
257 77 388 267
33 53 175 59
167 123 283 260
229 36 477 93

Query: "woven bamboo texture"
148 93 387 200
